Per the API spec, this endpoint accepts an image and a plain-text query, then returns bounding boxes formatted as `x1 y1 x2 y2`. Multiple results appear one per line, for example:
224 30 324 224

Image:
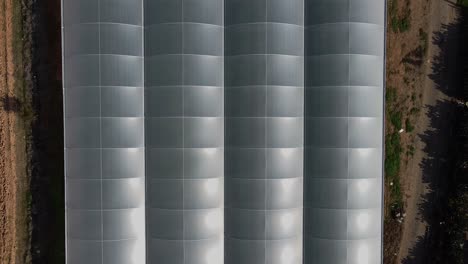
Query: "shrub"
405 118 414 132
385 132 402 179
389 110 403 129
386 87 397 103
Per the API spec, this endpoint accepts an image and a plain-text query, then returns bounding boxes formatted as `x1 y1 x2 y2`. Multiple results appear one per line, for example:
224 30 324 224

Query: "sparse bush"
419 28 429 55
391 13 411 33
386 87 397 104
407 144 415 156
390 0 411 33
385 132 402 179
405 118 414 132
389 110 403 129
410 107 420 115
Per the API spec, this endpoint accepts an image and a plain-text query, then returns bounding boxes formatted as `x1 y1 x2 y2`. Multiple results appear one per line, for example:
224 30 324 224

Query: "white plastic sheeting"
225 0 304 263
63 0 145 263
304 0 385 263
62 0 385 263
145 1 224 263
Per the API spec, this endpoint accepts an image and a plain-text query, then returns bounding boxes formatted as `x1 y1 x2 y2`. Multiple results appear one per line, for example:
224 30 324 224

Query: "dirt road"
398 0 462 262
0 0 20 263
0 0 31 263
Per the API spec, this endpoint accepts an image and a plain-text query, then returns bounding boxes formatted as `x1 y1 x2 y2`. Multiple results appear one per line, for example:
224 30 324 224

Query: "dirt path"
0 0 32 263
0 0 20 263
398 0 462 262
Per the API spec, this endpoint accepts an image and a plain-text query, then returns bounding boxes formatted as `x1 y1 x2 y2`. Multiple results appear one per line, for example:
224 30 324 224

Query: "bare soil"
384 0 432 262
385 0 464 263
398 0 463 263
0 0 33 263
0 0 18 261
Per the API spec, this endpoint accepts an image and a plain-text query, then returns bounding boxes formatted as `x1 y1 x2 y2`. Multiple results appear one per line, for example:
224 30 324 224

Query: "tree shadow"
29 0 65 263
402 99 459 264
0 95 22 112
428 17 465 99
401 5 467 264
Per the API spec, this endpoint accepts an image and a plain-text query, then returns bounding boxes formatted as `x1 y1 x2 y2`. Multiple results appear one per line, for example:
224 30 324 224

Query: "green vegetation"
419 28 429 56
457 0 468 7
389 0 398 18
405 118 414 132
385 132 403 207
392 15 411 33
407 144 415 157
389 110 403 129
385 85 405 216
385 132 402 180
410 107 420 115
5 0 34 263
384 87 416 224
385 87 404 206
390 0 412 33
386 86 397 103
12 0 34 125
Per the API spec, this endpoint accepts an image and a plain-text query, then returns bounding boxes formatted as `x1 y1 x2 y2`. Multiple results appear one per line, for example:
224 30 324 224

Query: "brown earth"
0 0 18 261
397 0 463 263
384 0 432 261
0 0 32 263
385 0 464 263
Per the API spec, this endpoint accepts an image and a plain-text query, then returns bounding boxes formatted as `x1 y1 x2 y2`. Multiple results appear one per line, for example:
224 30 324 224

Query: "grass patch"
389 110 403 129
390 178 403 208
405 118 414 132
390 0 412 33
389 0 398 16
386 87 397 103
8 0 34 263
385 81 405 216
419 28 429 56
386 132 404 209
385 132 402 179
12 0 35 126
410 107 420 115
392 15 411 33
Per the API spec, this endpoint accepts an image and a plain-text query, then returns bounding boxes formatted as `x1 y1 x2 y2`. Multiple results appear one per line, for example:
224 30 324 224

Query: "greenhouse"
62 0 385 263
